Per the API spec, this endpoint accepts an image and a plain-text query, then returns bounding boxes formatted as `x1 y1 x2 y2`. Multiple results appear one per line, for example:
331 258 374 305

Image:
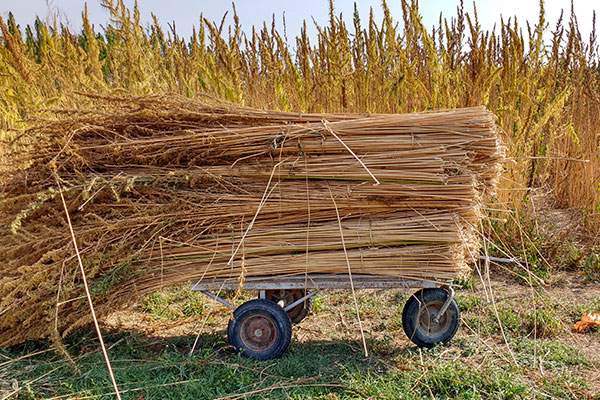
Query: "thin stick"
419 348 435 399
461 218 518 366
47 380 346 400
0 348 56 368
55 174 122 400
322 119 380 185
508 212 554 275
0 363 67 400
51 259 78 372
77 173 123 211
480 219 492 305
455 220 489 302
411 207 442 232
226 159 287 266
159 236 164 287
524 156 589 162
304 151 311 300
54 261 66 333
461 217 546 285
460 320 513 364
487 273 519 367
513 212 540 370
328 185 369 357
189 237 223 357
216 382 347 400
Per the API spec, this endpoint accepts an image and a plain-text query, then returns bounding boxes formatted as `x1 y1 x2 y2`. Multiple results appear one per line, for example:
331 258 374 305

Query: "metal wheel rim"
417 300 450 337
240 314 278 352
266 290 304 317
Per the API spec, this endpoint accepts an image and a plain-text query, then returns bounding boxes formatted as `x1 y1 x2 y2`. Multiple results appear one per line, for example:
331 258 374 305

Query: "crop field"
1 0 599 399
0 0 598 221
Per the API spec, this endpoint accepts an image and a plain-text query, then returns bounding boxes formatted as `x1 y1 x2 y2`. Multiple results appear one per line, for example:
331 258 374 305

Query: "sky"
0 1 597 45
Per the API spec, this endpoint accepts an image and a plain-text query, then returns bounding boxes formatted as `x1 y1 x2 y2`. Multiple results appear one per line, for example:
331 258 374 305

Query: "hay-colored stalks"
0 94 503 346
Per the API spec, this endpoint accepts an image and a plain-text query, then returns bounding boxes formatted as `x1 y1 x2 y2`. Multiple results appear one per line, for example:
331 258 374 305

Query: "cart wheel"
402 288 460 348
263 289 312 324
227 299 292 360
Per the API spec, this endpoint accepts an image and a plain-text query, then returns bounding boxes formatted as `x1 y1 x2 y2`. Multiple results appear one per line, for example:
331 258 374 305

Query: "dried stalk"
55 175 122 400
0 96 504 345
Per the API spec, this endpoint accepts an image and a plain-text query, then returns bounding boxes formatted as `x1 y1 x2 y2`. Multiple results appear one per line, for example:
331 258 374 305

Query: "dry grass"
0 95 502 347
0 0 598 223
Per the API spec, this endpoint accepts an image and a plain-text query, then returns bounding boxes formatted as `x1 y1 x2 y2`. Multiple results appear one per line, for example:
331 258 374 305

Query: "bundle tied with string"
0 94 504 346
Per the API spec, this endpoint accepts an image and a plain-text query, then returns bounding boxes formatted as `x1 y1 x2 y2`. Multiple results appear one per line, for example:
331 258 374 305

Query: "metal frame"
433 286 455 323
191 273 440 291
192 273 458 356
283 290 318 312
191 273 444 311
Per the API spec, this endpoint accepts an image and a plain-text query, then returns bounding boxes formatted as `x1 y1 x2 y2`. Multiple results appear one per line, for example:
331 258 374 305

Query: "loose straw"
304 152 311 296
189 236 232 357
226 159 286 266
0 101 506 346
455 220 489 302
328 185 369 357
322 119 380 186
55 175 122 400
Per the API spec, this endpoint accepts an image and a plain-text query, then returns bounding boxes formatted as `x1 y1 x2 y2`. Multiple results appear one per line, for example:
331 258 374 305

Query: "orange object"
574 312 600 333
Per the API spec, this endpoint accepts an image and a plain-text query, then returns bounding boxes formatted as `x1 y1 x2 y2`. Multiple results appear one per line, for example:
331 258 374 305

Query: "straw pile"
0 95 503 346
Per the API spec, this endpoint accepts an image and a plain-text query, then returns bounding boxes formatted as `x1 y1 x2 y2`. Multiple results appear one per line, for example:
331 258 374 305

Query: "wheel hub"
241 315 277 352
418 301 450 336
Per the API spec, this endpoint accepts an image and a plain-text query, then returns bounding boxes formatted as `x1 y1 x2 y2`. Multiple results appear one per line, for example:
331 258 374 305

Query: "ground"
2 268 599 399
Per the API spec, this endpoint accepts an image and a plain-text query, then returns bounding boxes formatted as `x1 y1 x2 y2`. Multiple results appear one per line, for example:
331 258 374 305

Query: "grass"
0 335 564 399
2 270 599 400
140 284 208 321
583 249 600 283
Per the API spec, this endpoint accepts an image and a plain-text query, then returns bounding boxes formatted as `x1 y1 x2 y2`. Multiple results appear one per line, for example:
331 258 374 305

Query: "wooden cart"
191 274 459 360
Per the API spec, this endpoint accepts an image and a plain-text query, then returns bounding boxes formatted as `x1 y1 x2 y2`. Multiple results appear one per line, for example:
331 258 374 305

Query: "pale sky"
0 1 596 45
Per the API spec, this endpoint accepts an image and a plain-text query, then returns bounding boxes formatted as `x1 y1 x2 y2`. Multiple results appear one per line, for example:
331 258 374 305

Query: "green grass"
4 334 591 400
512 338 590 369
2 276 598 400
583 248 600 283
140 284 208 321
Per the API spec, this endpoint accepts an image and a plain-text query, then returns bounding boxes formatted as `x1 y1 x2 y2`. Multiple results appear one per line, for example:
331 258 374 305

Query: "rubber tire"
227 299 292 360
401 288 460 348
263 289 312 324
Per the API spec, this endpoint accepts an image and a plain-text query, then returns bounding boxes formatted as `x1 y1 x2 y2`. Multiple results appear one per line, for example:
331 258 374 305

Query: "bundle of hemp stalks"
0 94 504 347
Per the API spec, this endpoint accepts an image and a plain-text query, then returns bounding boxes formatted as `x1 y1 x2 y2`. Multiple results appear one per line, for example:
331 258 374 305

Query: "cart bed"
190 274 440 291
